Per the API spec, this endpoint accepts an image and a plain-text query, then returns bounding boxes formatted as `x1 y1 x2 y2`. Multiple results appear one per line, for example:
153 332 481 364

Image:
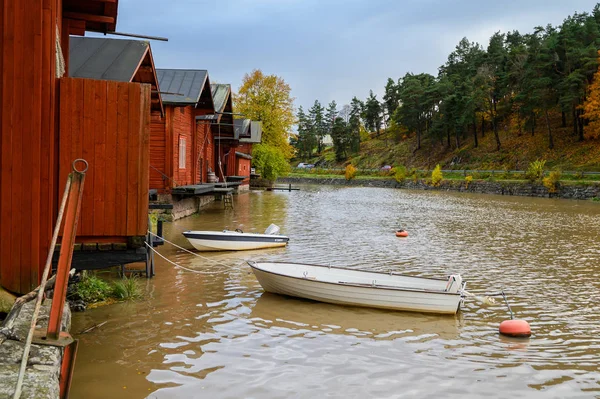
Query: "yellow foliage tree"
345 164 357 180
234 70 296 159
582 51 600 139
431 164 443 186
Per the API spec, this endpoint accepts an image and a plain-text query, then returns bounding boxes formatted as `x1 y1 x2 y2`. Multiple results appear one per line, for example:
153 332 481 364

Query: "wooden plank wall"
172 106 194 186
0 0 60 294
149 110 167 192
195 121 212 183
59 78 150 241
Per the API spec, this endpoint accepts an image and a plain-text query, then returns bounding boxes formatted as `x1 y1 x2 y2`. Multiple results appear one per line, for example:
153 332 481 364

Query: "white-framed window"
179 136 186 169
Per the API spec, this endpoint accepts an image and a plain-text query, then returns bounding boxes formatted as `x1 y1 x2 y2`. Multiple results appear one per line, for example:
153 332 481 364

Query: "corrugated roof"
240 121 263 144
69 37 149 82
156 69 209 105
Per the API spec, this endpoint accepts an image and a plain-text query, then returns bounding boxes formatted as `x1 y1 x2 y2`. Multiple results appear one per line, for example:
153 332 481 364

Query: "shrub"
592 197 600 202
72 274 112 303
526 159 546 182
112 276 142 300
542 169 562 193
431 164 443 187
465 175 473 188
345 164 357 180
252 144 290 181
391 165 407 182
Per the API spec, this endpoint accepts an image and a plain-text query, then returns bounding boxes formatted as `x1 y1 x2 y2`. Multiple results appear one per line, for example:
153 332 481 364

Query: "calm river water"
70 186 600 398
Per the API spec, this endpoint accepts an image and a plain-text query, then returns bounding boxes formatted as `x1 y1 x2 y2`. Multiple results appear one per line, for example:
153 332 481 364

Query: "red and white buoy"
499 319 531 338
395 229 408 237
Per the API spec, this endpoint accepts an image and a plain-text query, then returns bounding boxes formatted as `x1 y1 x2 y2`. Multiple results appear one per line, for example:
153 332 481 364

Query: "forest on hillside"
292 4 600 170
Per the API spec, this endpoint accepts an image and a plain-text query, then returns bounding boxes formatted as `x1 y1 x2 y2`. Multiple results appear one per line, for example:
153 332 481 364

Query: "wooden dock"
266 184 300 192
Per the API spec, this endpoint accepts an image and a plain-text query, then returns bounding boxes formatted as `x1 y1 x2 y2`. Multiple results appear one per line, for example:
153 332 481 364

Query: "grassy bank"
69 272 143 309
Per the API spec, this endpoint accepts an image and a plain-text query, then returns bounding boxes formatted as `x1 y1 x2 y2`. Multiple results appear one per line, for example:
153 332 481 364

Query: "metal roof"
197 84 231 120
69 37 149 82
211 84 231 114
233 119 251 140
156 69 210 105
240 121 263 144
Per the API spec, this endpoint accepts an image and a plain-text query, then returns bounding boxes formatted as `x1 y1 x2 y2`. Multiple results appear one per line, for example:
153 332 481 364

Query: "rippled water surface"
71 186 600 398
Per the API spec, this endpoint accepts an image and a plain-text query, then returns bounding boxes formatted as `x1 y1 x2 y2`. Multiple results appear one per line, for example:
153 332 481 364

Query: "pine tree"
363 90 383 134
308 100 326 154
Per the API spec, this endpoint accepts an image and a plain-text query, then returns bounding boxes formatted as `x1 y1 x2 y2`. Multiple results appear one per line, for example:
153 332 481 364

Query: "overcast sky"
105 0 599 111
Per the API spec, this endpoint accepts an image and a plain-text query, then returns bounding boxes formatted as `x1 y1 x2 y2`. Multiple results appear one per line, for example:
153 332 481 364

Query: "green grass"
112 276 143 301
70 272 143 304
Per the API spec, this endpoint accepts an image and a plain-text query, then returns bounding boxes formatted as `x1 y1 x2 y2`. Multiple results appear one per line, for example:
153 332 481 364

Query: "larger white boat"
248 261 465 315
183 224 289 251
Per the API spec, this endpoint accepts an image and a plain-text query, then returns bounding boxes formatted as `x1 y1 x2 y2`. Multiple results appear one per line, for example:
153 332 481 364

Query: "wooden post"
47 163 86 340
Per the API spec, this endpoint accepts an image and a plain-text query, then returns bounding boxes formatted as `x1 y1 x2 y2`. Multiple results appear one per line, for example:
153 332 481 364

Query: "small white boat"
248 261 465 314
183 224 289 251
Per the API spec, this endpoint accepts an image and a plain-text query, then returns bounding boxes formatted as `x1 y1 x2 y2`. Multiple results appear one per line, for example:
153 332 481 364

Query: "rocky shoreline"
276 177 600 201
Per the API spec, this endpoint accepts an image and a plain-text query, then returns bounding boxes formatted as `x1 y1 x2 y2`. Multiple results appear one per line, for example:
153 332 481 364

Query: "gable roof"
69 37 149 82
240 121 263 144
156 69 214 110
211 84 231 114
233 119 251 140
197 84 231 121
69 36 163 115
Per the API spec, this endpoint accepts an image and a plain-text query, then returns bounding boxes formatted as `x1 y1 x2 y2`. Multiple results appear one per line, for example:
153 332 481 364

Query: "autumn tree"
582 51 600 139
234 69 295 180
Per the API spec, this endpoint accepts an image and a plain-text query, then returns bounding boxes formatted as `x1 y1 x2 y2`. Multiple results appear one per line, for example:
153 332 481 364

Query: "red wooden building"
64 37 161 244
197 84 234 182
0 0 128 294
237 121 263 184
150 69 215 193
221 119 263 185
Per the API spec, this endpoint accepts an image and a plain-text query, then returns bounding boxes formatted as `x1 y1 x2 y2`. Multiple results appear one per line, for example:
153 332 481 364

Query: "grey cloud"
102 0 599 110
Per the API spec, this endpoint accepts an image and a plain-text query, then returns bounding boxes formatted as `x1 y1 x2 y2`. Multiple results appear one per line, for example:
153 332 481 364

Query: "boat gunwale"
183 231 289 243
248 261 462 297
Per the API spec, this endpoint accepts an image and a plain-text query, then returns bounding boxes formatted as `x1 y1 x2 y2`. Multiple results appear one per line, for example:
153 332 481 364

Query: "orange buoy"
499 319 531 338
395 230 408 237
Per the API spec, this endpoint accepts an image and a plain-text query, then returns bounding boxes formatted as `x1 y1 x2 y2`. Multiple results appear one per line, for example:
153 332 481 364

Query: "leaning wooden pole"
12 159 88 399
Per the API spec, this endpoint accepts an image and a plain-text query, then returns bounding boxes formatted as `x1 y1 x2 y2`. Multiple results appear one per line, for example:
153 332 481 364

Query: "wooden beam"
63 12 114 24
66 19 86 36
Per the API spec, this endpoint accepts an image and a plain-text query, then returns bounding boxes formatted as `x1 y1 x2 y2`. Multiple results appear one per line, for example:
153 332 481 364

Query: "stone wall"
150 194 215 222
0 301 71 399
277 177 600 200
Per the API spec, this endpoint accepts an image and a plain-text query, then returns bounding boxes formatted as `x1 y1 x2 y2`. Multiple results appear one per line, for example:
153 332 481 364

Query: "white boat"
247 261 465 315
183 224 289 251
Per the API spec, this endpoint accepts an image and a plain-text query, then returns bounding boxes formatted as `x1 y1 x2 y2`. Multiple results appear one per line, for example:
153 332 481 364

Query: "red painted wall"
0 0 61 293
149 109 167 191
149 105 215 191
59 78 151 241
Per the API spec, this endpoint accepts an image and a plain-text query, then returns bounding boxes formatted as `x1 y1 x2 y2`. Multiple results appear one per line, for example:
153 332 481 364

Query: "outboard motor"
264 224 280 235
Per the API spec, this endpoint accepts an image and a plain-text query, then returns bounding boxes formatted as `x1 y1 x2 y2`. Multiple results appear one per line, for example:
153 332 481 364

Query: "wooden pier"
266 184 300 192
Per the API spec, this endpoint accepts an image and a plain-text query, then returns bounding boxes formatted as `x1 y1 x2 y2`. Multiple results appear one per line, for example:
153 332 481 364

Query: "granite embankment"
0 301 70 399
277 177 600 200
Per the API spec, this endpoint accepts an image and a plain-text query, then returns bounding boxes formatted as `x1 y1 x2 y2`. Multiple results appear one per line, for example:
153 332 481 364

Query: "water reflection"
71 187 600 398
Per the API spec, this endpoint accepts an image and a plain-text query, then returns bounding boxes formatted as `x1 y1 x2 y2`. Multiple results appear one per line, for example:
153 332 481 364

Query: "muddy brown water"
70 186 600 398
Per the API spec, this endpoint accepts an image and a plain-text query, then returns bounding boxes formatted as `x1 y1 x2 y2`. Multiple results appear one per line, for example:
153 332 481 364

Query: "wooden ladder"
223 193 234 209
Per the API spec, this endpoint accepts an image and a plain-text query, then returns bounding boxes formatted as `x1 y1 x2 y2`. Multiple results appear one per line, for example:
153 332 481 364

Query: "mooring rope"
145 243 238 275
146 231 248 273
